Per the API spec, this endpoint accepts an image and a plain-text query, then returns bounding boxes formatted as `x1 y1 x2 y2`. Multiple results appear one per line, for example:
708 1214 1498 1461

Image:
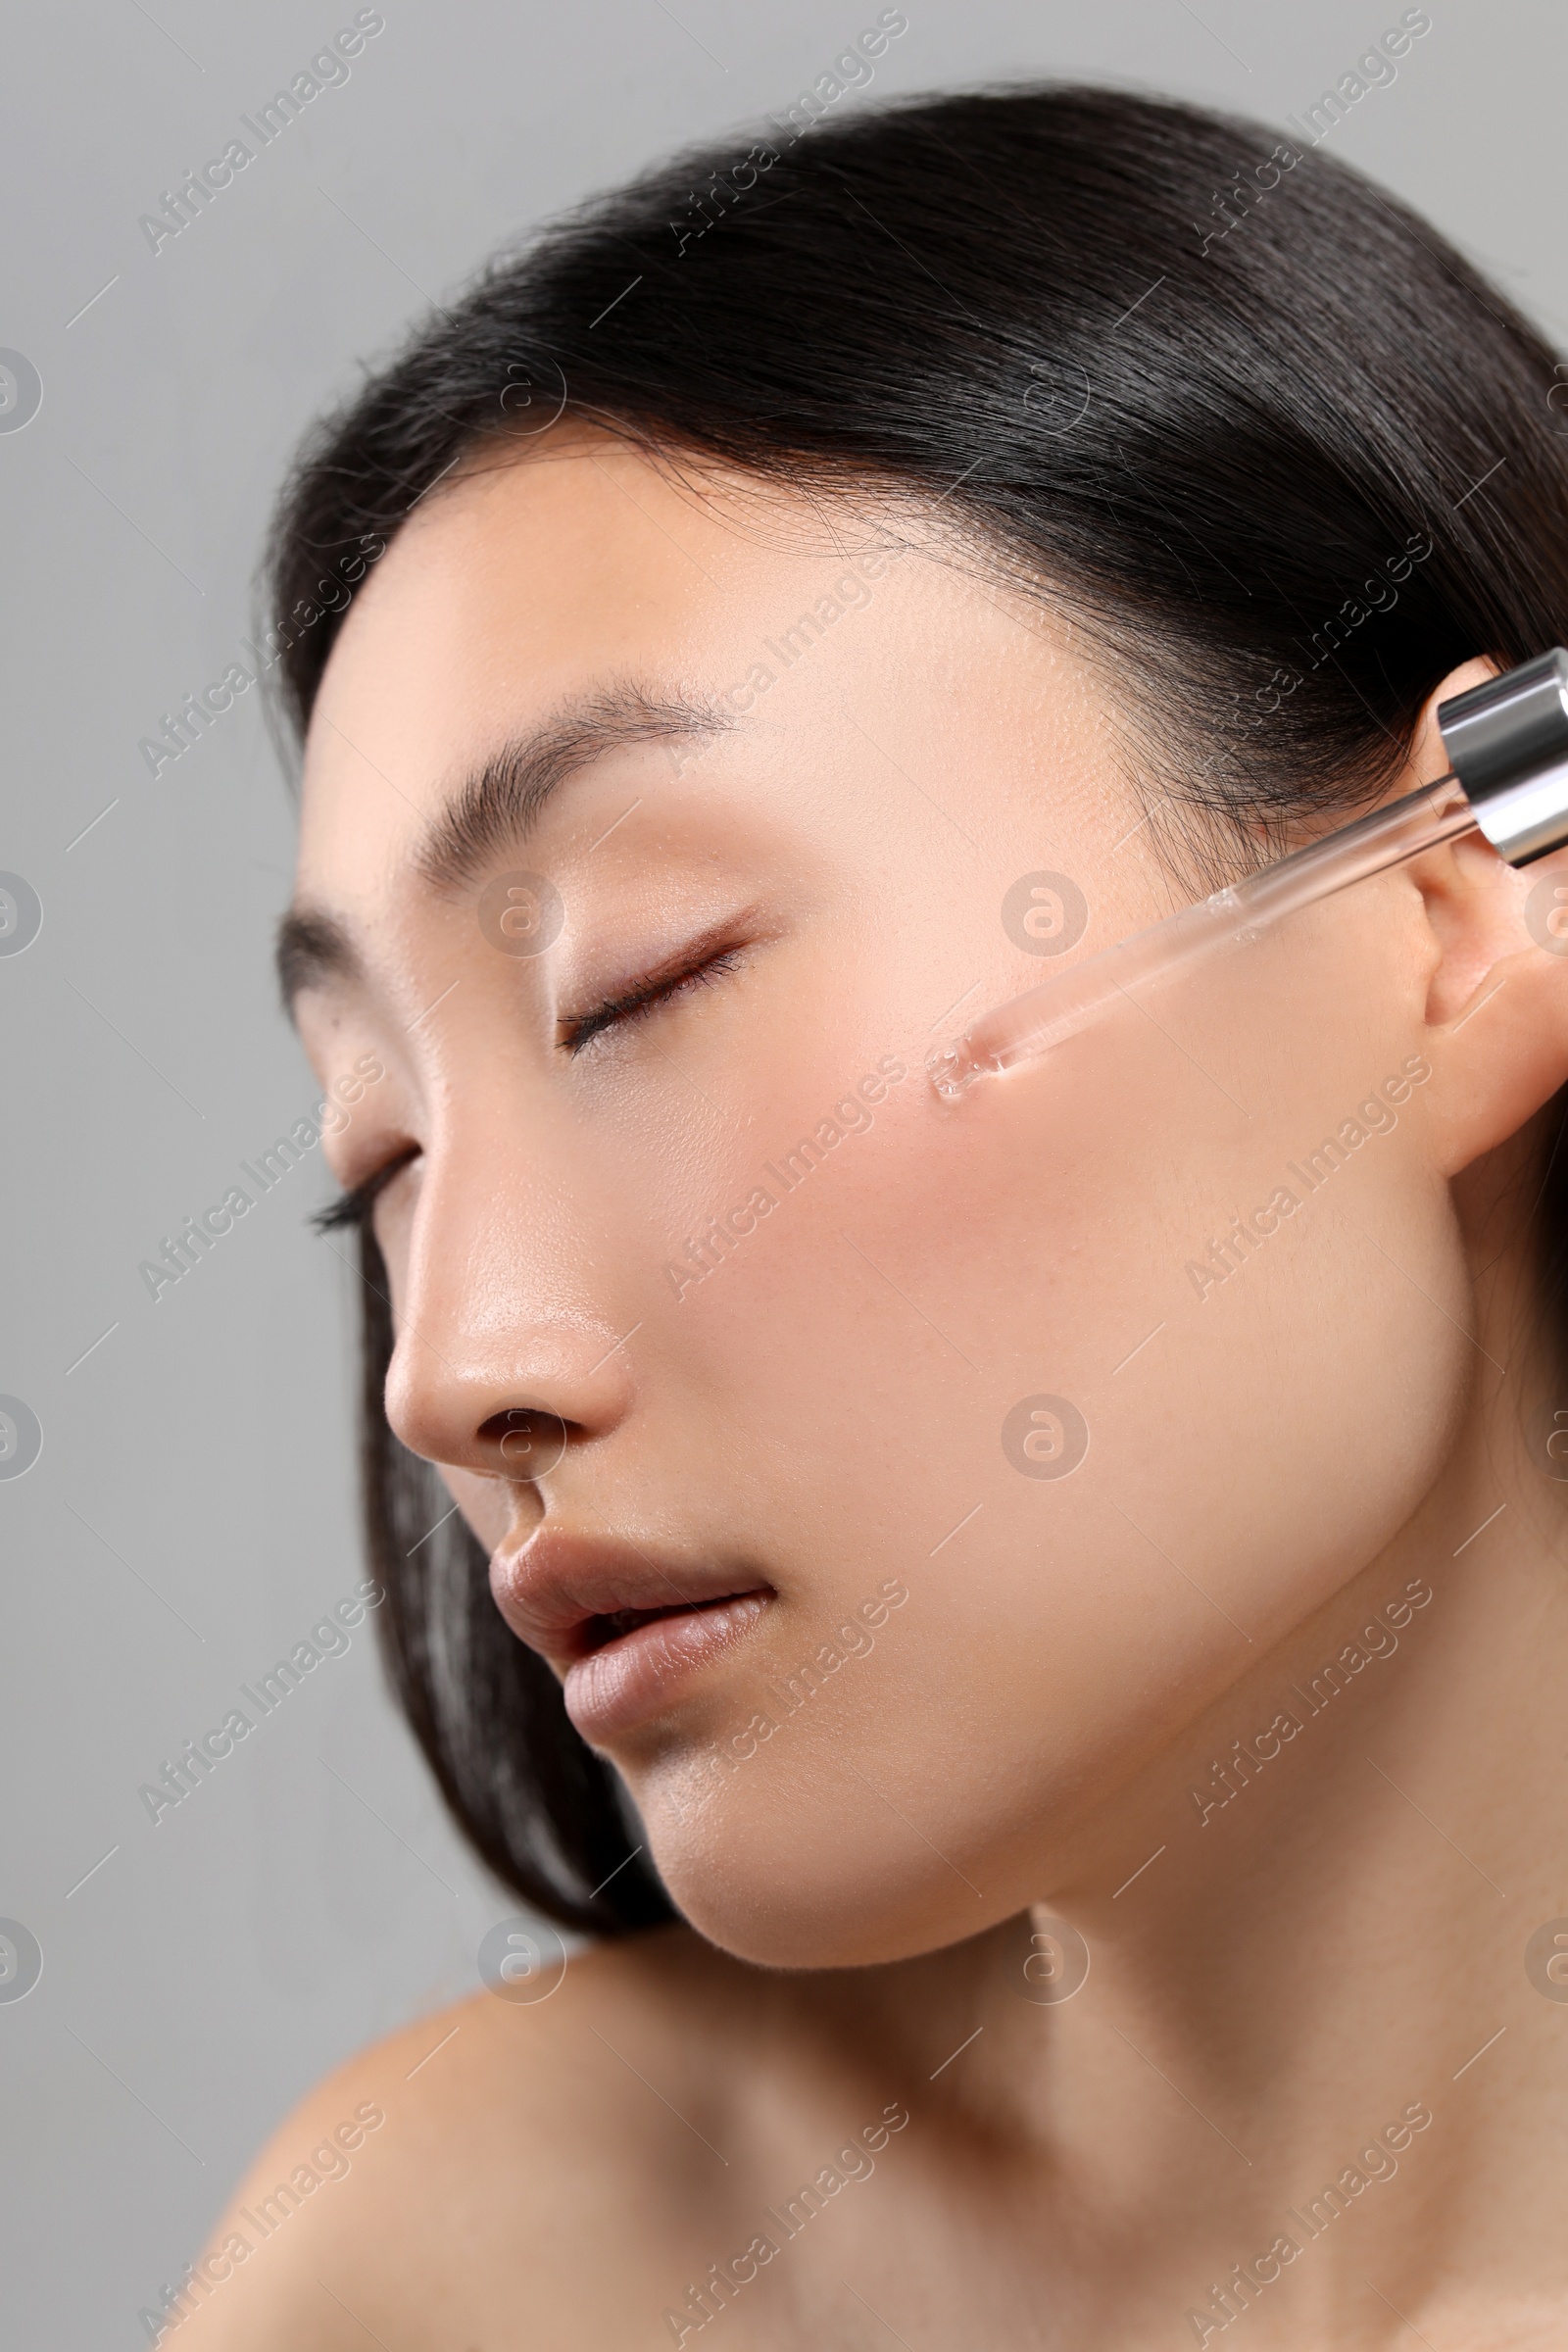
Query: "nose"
381 1150 636 1485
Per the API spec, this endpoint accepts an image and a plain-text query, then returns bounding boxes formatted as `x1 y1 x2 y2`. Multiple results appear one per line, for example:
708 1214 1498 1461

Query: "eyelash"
557 944 746 1054
312 1145 418 1236
313 946 747 1231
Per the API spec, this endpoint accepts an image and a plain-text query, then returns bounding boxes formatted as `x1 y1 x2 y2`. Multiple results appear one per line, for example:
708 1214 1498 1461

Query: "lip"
489 1531 775 1741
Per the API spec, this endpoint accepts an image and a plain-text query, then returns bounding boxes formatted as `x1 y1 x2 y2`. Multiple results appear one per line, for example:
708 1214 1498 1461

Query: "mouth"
489 1534 775 1742
567 1590 774 1740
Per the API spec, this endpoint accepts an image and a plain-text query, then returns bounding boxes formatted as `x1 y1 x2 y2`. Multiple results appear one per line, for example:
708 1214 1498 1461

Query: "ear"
1401 657 1568 1177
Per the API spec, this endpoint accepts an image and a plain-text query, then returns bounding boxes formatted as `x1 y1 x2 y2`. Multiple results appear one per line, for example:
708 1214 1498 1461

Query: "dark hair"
266 83 1568 1934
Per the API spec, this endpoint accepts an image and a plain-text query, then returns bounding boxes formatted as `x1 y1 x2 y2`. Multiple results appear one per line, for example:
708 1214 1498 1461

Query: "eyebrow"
276 906 361 1020
275 679 740 1019
416 679 739 892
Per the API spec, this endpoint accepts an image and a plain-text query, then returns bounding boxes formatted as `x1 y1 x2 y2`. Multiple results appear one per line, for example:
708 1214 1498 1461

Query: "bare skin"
174 433 1568 2349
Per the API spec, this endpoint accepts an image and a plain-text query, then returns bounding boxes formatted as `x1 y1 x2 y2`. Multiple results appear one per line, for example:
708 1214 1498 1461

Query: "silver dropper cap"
1438 648 1568 866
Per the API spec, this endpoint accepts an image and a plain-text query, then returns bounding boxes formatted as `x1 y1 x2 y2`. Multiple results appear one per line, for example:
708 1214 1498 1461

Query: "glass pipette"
929 648 1568 1099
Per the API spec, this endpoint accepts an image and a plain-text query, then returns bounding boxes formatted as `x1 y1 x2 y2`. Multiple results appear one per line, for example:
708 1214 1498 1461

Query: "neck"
856 1139 1568 2341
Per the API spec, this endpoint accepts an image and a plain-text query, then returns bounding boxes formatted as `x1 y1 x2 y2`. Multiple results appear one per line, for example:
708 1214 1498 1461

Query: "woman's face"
290 433 1482 1967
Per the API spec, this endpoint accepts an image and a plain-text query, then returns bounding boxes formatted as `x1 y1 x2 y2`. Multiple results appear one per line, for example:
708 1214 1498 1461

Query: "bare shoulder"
170 1923 769 2350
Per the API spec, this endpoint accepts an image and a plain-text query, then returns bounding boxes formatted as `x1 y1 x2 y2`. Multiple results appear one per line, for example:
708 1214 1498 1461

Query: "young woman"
177 84 1568 2351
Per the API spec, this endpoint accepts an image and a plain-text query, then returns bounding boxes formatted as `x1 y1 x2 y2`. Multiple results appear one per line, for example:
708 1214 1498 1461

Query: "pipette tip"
926 1043 979 1100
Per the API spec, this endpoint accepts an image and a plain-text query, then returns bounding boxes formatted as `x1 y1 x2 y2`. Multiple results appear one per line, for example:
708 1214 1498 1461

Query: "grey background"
2 0 1562 2340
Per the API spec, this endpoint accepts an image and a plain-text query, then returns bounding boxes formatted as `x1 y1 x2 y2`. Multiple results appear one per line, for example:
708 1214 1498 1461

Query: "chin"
634 1758 1018 1971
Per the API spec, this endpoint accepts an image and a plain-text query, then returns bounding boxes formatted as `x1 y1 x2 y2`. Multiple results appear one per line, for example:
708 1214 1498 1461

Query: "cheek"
371 1182 418 1317
633 900 1467 1965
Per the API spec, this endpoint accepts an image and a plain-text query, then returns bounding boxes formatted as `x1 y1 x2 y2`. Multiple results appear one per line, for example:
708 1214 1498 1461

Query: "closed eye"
558 938 748 1056
312 1143 419 1234
312 932 758 1228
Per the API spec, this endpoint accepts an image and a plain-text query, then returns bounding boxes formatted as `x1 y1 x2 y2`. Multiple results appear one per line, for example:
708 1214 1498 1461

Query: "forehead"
298 437 832 895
